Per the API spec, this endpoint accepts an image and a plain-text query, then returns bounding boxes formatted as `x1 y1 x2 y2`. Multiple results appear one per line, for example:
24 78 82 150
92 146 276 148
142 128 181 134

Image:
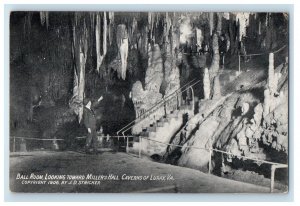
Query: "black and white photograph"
9 11 289 193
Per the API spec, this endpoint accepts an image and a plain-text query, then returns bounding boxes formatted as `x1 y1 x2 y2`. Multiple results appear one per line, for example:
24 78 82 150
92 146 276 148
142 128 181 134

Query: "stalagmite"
212 75 221 99
241 102 250 115
209 33 220 73
268 53 275 93
274 91 284 109
116 24 129 80
274 72 281 92
263 52 281 117
237 128 248 153
96 12 107 73
263 88 271 118
203 68 211 100
253 103 263 125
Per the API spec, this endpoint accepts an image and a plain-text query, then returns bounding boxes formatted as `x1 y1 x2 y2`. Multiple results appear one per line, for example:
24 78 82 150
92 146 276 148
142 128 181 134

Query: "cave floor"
10 150 275 193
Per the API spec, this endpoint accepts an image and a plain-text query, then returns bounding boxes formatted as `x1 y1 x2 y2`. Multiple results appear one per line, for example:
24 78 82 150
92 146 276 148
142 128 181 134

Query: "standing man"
83 96 103 154
219 34 227 69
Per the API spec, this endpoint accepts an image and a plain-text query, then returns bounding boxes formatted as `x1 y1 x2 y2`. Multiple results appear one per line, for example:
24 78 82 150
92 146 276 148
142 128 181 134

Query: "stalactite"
69 15 89 123
45 12 49 29
95 12 107 73
108 12 114 45
116 24 128 80
164 12 172 40
131 17 137 38
236 12 250 41
209 12 214 36
39 11 49 29
23 13 32 36
137 25 149 58
90 13 95 34
40 12 45 26
148 12 154 41
266 13 269 27
103 12 107 55
223 12 230 20
216 13 222 34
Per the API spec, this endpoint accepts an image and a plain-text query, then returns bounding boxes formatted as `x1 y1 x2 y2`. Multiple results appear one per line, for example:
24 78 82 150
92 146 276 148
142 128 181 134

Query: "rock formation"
95 12 107 73
178 116 220 171
69 15 88 123
131 81 163 119
131 43 164 129
203 68 211 99
236 12 250 41
241 102 250 115
10 12 288 170
209 13 214 36
209 33 220 74
39 12 49 29
145 44 164 92
263 52 283 118
116 24 129 80
212 75 221 99
268 53 276 93
163 40 181 112
177 62 288 173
